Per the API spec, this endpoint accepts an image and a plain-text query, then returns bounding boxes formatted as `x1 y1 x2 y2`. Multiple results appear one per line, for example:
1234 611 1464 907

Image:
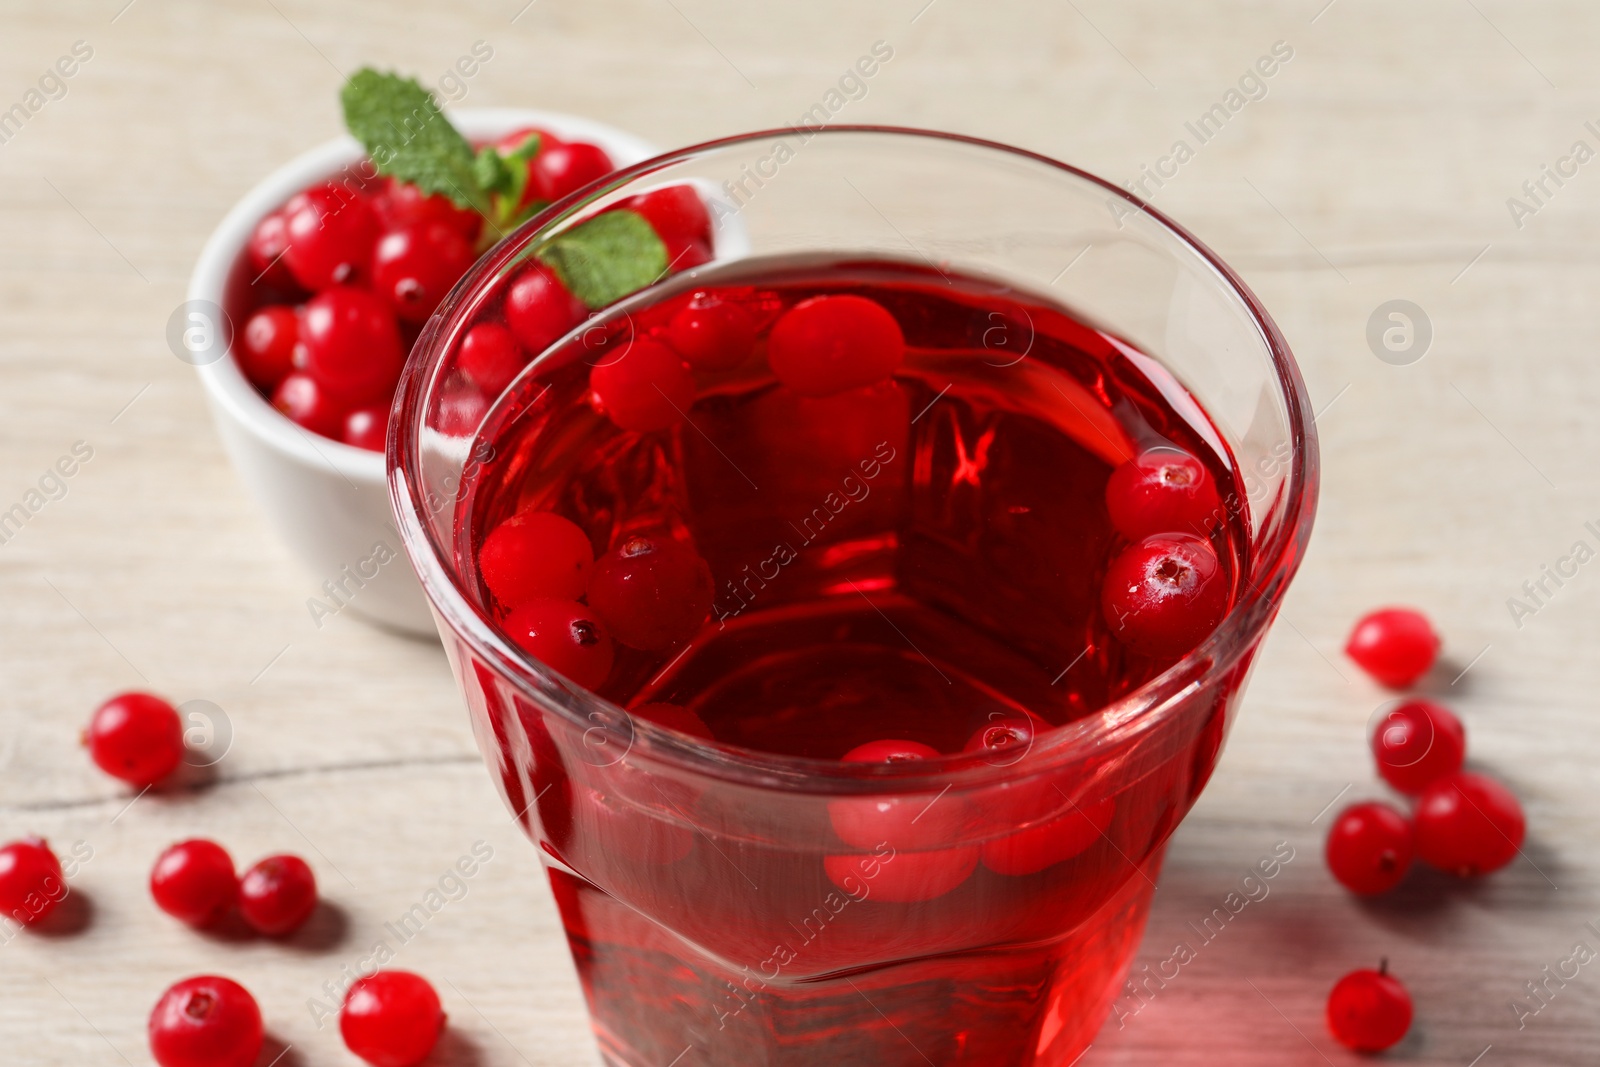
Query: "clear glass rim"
389 125 1320 793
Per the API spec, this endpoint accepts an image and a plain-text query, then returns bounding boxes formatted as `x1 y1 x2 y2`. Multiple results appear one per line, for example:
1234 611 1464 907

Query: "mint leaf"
536 210 668 308
340 68 488 216
472 146 513 198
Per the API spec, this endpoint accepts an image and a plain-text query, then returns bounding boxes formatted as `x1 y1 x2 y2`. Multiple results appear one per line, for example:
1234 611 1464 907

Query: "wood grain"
1 1 1596 1063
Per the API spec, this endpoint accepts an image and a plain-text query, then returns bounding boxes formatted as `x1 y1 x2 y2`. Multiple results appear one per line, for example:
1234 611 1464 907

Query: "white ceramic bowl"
188 109 660 636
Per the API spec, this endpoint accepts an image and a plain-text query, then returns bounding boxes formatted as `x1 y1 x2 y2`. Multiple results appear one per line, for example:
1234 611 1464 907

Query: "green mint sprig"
339 67 668 307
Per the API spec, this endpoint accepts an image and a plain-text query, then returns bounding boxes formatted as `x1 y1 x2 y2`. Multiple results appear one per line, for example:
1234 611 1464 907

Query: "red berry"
1345 607 1439 688
504 263 586 354
1414 771 1525 877
457 322 526 395
1325 802 1414 895
631 702 715 741
271 371 347 438
298 286 405 403
1372 699 1466 794
1326 965 1412 1053
501 599 615 690
150 840 238 927
479 511 594 608
587 535 714 650
823 847 978 904
148 975 264 1067
85 691 184 786
372 222 477 324
1105 447 1223 540
246 210 295 288
1101 533 1229 659
238 854 317 936
373 176 481 243
666 295 756 371
342 405 388 452
589 337 696 432
237 306 299 392
0 837 66 926
340 970 446 1067
529 140 614 203
626 185 714 269
627 185 712 248
982 798 1114 877
766 294 905 397
281 182 379 290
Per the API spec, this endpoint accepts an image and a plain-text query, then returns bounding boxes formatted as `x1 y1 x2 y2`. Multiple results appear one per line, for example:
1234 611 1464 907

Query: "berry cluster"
1321 607 1527 1052
4 689 450 1067
239 127 719 453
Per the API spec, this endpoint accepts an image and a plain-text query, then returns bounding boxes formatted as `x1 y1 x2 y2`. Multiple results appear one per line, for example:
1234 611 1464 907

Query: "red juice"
450 255 1251 1066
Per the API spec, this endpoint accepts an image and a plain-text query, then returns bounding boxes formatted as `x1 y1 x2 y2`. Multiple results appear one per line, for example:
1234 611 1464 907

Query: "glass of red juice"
390 128 1318 1067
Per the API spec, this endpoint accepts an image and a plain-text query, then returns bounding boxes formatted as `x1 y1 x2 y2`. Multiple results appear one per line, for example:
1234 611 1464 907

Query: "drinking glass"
390 127 1318 1067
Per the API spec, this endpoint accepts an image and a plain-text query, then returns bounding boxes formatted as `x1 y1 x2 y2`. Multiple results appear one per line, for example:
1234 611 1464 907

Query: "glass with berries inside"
390 128 1319 1066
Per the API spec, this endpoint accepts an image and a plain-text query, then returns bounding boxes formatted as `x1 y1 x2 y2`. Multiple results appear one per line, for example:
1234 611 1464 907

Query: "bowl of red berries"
187 70 670 634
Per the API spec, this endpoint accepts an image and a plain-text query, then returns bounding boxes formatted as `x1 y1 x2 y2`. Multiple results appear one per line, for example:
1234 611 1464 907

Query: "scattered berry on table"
0 837 66 926
150 840 238 928
238 854 318 936
1326 963 1413 1053
1325 801 1415 895
85 691 185 787
1345 607 1439 688
1371 699 1465 794
1414 771 1525 877
147 975 264 1067
340 970 446 1067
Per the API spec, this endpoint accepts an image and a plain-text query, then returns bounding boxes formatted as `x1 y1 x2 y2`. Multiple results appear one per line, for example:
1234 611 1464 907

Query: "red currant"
271 371 347 438
504 263 586 354
237 305 299 392
457 322 527 395
373 176 481 243
372 222 477 324
148 975 264 1067
1325 802 1414 895
587 535 714 650
766 294 906 397
626 185 714 269
342 405 388 452
85 691 184 786
0 837 66 926
281 182 379 290
1371 699 1465 794
298 286 405 403
501 599 615 690
1105 446 1223 540
1345 607 1439 688
479 510 594 607
1414 771 1525 876
824 847 978 904
238 854 317 936
529 139 614 203
631 702 715 741
960 711 1055 822
150 840 238 928
982 798 1115 877
1325 964 1412 1053
589 337 697 432
246 209 295 288
1101 533 1228 659
340 970 446 1067
666 295 756 371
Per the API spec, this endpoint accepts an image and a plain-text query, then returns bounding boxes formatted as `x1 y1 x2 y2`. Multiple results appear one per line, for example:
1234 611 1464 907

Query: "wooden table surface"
3 1 1597 1063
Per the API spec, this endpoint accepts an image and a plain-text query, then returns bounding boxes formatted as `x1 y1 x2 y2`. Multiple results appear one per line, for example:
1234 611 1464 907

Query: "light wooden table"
2 1 1596 1063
